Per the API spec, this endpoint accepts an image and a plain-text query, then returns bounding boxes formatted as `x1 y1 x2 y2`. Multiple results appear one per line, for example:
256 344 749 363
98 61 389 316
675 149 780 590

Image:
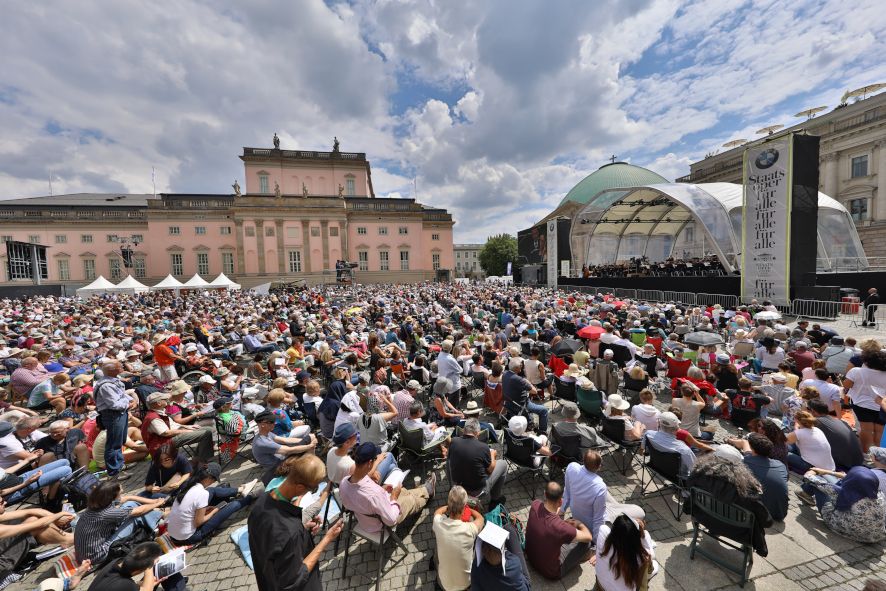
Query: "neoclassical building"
0 140 455 289
681 91 886 257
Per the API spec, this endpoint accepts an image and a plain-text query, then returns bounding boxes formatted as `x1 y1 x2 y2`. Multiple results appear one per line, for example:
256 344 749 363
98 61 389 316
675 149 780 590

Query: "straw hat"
563 363 587 378
165 380 191 395
151 333 169 345
607 394 630 411
576 375 595 390
463 400 482 416
72 374 94 387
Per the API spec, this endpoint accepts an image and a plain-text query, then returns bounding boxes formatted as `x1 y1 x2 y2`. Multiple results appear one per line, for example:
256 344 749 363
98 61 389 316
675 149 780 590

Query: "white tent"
76 275 117 297
182 274 211 289
208 273 241 290
110 275 150 294
151 274 185 291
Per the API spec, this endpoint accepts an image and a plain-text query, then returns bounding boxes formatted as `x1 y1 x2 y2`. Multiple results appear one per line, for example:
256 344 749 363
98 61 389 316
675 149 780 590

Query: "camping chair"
637 437 687 520
521 342 532 356
469 371 487 399
688 488 756 587
576 387 605 426
552 377 576 410
549 428 582 481
730 341 756 359
607 343 632 368
302 401 321 431
503 429 551 498
215 416 256 468
340 510 408 591
600 417 641 475
396 423 446 475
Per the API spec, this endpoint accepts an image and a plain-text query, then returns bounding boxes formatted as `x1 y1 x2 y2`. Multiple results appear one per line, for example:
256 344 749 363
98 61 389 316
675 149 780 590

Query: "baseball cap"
212 397 233 410
296 370 311 381
406 380 420 390
333 422 357 444
658 412 679 429
353 441 380 464
255 410 276 424
147 392 171 404
205 462 222 481
714 444 744 464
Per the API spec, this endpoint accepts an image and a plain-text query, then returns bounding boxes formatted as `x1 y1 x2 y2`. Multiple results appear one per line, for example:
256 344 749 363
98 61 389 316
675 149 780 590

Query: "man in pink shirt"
339 442 435 534
10 357 53 400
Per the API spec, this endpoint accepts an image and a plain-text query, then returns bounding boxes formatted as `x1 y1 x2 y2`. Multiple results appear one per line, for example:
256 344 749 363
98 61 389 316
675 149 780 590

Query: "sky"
1 0 885 243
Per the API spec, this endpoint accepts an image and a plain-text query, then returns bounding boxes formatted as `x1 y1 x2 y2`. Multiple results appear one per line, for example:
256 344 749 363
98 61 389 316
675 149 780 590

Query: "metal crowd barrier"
636 289 664 302
696 293 739 309
614 288 638 299
790 299 845 321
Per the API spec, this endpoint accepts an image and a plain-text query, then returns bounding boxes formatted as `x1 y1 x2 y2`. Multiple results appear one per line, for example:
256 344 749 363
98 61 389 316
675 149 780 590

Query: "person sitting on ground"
806 399 864 471
251 411 317 483
448 418 507 508
73 481 165 565
87 540 184 591
339 441 435 535
166 462 258 546
595 513 658 591
0 498 73 583
605 394 645 441
562 450 644 541
786 410 835 475
554 401 604 452
737 433 789 521
433 485 485 591
684 446 773 556
525 481 593 581
630 389 661 431
642 411 696 478
801 466 886 544
142 442 192 499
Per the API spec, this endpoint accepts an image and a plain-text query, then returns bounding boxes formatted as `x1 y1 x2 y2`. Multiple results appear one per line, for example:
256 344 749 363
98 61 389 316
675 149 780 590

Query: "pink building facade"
0 143 454 289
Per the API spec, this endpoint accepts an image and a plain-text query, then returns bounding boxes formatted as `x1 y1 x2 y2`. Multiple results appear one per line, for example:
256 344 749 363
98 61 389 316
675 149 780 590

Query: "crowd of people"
0 282 884 590
580 255 727 278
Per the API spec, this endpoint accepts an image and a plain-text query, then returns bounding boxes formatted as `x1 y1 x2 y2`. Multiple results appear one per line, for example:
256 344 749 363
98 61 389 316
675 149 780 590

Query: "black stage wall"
0 284 68 299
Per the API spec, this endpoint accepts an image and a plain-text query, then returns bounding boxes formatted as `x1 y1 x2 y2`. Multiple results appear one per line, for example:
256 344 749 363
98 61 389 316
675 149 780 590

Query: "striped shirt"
74 504 133 563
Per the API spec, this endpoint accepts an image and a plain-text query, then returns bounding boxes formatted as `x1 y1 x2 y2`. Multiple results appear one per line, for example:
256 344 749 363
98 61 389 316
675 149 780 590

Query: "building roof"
0 193 155 208
557 162 668 208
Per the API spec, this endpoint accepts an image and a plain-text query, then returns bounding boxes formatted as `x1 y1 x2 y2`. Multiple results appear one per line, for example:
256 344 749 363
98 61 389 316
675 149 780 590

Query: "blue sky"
0 0 884 242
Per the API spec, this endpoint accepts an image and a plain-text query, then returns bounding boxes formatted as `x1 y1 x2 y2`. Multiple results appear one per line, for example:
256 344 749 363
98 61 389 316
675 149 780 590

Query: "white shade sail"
76 275 116 297
208 273 241 290
110 275 150 293
182 274 211 288
151 274 185 291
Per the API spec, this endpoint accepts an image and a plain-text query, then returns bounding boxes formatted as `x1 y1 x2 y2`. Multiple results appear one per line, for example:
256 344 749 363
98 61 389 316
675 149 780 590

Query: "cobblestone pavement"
11 321 886 591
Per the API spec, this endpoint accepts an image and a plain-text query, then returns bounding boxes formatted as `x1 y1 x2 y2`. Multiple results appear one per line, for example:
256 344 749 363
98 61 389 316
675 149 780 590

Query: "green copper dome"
558 162 668 207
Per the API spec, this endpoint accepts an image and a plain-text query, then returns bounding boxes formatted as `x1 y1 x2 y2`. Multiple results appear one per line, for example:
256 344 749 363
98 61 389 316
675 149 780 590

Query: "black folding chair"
688 488 756 587
552 377 576 411
503 429 551 498
340 509 409 591
600 417 641 475
549 427 582 481
396 423 446 476
637 436 687 520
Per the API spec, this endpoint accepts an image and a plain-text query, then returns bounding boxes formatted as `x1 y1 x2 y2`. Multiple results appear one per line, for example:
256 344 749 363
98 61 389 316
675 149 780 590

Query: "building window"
221 252 235 274
245 226 255 237
849 198 868 222
432 234 440 241
109 258 122 280
288 250 302 273
456 252 461 259
851 155 869 178
1 236 12 243
265 226 275 237
329 226 339 237
457 262 462 270
378 227 388 235
195 226 206 235
171 253 183 275
220 226 232 235
400 250 409 271
311 227 320 237
259 175 269 194
134 258 146 278
28 235 40 244
55 235 67 244
357 227 367 235
346 178 355 196
358 251 368 271
131 234 144 243
57 259 70 281
197 252 209 275
432 253 440 270
379 250 389 271
83 259 96 281
399 226 408 235
169 226 180 236
81 234 93 244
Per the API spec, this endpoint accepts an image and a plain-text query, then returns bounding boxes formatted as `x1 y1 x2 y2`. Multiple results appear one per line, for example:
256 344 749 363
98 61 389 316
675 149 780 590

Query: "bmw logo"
755 148 779 169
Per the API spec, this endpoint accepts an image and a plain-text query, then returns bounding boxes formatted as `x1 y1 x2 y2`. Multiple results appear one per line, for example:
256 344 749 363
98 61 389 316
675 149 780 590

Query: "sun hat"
508 415 529 436
771 373 787 383
575 375 595 390
563 363 587 378
464 400 481 416
242 386 260 399
184 343 198 353
72 374 94 387
198 375 216 384
151 333 169 345
165 380 191 395
607 394 630 411
146 391 171 405
406 379 421 390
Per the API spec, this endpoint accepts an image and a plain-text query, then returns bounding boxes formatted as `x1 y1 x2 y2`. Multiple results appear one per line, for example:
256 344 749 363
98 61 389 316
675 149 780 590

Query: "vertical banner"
506 261 512 276
546 220 557 287
741 137 792 305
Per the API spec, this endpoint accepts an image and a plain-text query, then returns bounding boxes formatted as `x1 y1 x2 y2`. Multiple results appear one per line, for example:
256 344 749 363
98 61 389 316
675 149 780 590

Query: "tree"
478 234 518 277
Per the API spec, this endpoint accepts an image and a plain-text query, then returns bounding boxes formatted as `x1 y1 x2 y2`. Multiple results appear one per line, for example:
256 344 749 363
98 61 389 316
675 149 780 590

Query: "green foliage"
478 234 517 276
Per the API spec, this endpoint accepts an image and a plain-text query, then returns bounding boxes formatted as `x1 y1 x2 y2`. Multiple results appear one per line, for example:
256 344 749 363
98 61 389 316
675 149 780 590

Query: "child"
631 388 661 431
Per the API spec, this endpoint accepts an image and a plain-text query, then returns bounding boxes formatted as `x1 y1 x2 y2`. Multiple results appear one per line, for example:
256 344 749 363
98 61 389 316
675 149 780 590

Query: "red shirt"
525 500 577 580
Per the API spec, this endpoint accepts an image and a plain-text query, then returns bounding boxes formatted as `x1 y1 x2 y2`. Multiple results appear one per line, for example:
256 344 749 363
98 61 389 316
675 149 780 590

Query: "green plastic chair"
576 387 605 425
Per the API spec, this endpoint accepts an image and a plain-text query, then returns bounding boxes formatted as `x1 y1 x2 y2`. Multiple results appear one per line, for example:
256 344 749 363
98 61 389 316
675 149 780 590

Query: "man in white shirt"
436 341 463 404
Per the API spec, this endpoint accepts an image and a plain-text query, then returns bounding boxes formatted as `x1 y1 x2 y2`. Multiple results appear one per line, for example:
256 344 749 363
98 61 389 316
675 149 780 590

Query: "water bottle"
61 495 75 515
737 427 745 440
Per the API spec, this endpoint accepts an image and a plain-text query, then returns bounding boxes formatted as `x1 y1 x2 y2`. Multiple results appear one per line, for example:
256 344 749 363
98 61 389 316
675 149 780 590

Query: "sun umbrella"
577 325 605 339
754 311 782 321
551 338 582 356
683 332 725 346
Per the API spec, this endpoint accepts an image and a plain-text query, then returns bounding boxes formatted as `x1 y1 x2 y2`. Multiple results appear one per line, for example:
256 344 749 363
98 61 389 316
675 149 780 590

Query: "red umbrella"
577 325 604 339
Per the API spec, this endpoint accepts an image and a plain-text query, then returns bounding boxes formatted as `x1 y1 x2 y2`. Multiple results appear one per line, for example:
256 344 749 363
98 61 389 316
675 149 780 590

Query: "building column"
822 152 839 199
301 220 312 273
339 221 348 260
877 141 886 222
320 220 330 272
234 219 246 274
275 219 285 273
255 219 266 275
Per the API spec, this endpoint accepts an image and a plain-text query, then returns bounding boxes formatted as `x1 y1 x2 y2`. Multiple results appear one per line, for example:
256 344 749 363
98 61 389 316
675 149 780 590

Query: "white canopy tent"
76 275 117 297
182 274 211 289
208 273 241 290
109 275 150 294
151 274 185 291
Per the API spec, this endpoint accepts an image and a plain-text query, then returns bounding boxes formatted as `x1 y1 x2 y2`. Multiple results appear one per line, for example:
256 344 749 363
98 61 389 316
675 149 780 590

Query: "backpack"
59 468 100 512
484 503 526 549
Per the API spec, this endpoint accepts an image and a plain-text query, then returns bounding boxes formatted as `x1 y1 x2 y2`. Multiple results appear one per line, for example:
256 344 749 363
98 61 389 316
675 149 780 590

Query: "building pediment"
79 251 96 258
52 251 71 258
166 245 185 252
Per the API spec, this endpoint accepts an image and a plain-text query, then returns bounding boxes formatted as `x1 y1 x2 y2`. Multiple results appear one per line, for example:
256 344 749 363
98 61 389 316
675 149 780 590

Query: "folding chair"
549 428 581 481
600 417 641 475
502 429 550 498
576 387 605 426
552 378 576 411
637 437 687 520
396 423 446 475
688 488 756 587
340 510 409 591
469 371 487 400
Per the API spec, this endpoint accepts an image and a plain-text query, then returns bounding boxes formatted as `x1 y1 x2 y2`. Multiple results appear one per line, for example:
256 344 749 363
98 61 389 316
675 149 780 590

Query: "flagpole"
152 167 156 197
